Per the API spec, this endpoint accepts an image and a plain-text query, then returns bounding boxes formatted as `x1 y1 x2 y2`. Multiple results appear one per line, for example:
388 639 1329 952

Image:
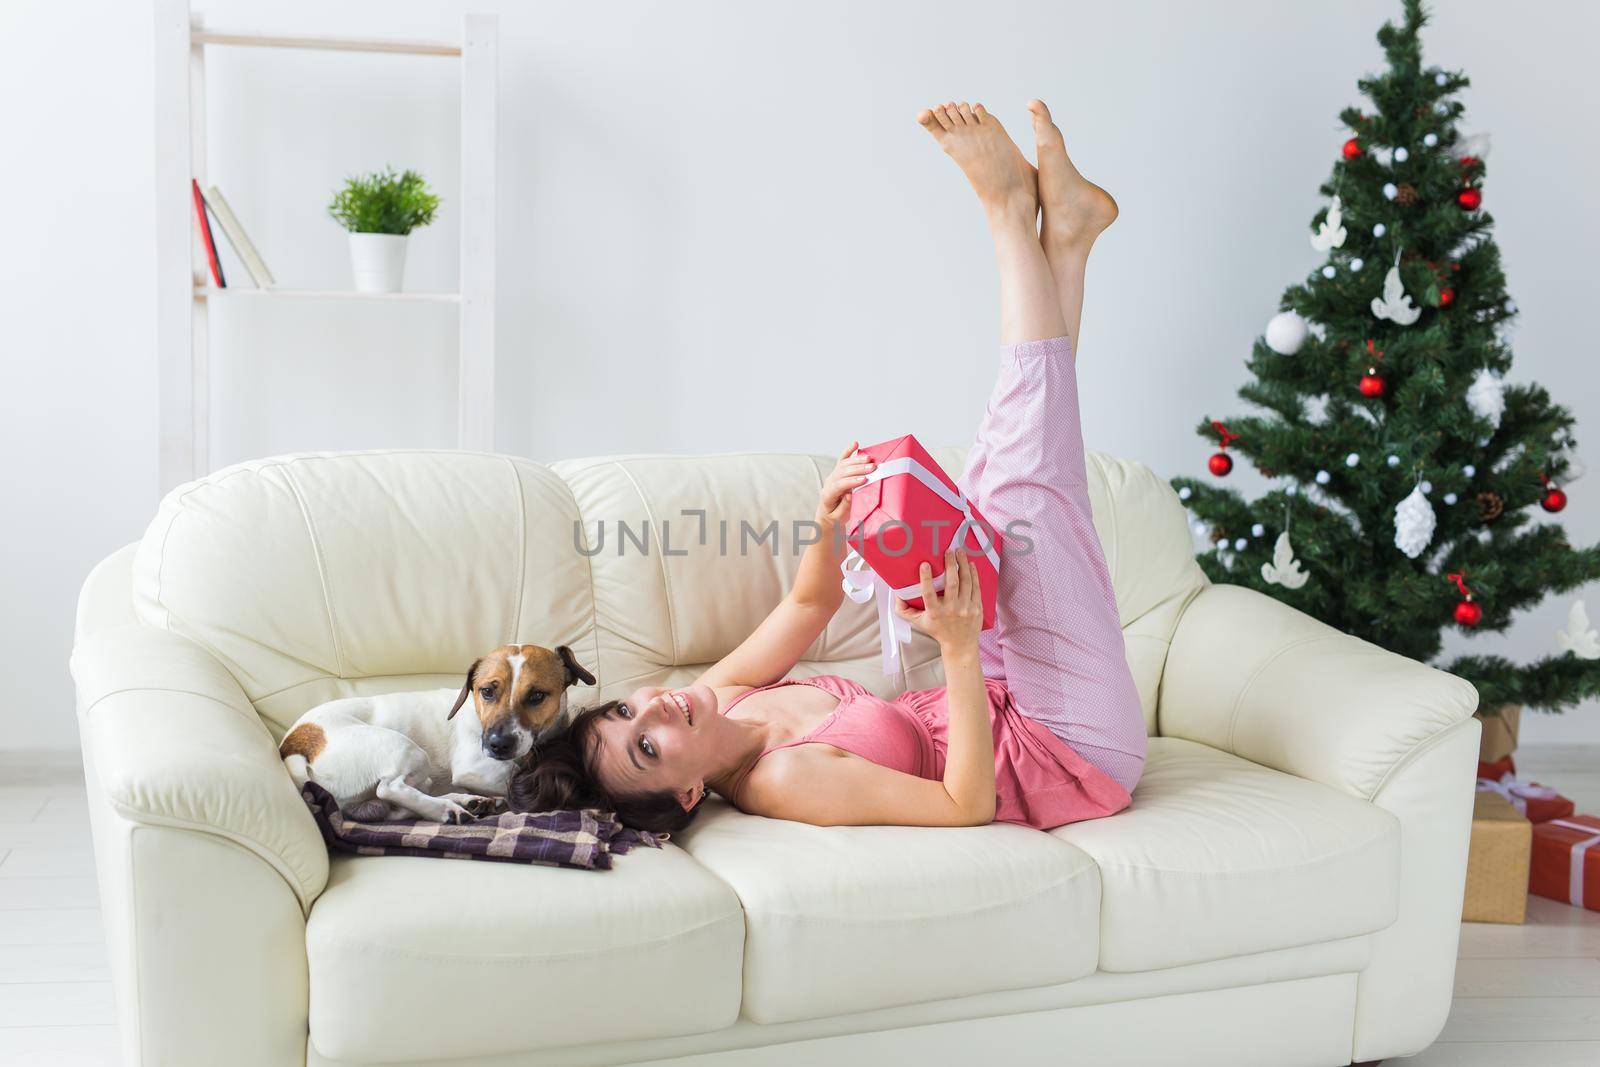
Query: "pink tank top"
725 675 1130 830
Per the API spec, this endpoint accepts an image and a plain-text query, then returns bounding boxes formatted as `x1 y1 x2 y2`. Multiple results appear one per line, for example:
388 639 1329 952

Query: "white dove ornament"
1556 600 1600 660
1310 195 1347 252
1260 532 1310 590
1371 264 1422 326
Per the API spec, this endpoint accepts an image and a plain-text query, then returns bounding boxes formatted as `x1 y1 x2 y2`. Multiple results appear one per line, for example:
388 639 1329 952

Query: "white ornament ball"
1234 538 1248 551
1315 469 1331 485
1444 492 1458 505
1387 454 1400 467
1178 486 1192 500
1435 72 1448 86
1383 182 1399 200
1436 102 1450 116
1420 480 1433 494
1346 452 1360 467
1264 310 1310 355
1424 133 1439 147
1251 523 1265 537
1285 484 1299 497
1216 541 1228 555
1373 222 1387 237
1463 464 1476 477
1322 265 1337 279
1350 258 1365 272
1395 147 1410 163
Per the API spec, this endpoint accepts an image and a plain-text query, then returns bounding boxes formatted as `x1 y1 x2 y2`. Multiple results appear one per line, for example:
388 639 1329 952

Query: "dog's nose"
484 728 518 760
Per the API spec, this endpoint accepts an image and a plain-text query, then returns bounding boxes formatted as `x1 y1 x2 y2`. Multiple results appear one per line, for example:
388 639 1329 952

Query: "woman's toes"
931 104 955 132
917 108 943 134
972 102 989 122
1028 99 1063 148
943 102 964 126
956 102 975 125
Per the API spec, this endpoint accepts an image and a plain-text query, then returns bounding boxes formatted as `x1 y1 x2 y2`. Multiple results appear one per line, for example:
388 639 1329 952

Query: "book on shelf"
204 185 276 289
190 179 225 288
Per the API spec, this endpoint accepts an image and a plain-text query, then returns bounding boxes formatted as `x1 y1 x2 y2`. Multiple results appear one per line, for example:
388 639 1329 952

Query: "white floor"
2 748 1598 1066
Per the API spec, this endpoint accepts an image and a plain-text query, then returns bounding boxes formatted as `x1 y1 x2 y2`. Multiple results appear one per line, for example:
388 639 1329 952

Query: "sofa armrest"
1157 584 1480 800
70 624 328 910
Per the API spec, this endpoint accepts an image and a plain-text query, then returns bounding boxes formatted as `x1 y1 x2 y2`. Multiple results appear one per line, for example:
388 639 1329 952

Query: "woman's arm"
897 551 995 822
696 444 874 691
744 551 996 827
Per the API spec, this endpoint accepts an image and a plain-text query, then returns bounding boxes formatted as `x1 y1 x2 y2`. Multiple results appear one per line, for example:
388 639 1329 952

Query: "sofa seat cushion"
1053 737 1400 972
304 847 745 1063
674 800 1100 1025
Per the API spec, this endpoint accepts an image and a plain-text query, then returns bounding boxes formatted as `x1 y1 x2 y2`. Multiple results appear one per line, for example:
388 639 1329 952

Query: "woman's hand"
896 550 983 661
817 442 876 528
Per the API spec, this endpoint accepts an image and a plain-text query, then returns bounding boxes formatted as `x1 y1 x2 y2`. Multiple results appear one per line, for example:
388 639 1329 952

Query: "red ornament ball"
1542 487 1569 513
1457 188 1483 211
1208 452 1234 477
1359 371 1386 398
1460 156 1479 170
1454 599 1483 627
1342 137 1363 160
1439 287 1456 307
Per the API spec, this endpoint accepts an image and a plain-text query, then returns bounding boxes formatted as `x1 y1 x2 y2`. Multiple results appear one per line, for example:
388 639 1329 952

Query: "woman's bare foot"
1028 99 1117 253
917 102 1037 221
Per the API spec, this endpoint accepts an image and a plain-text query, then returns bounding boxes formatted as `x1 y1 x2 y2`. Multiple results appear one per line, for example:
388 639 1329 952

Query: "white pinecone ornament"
1466 368 1506 431
1393 485 1436 559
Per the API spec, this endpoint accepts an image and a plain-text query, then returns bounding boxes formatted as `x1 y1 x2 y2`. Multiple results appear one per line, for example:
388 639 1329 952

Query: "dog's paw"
461 794 498 818
440 800 475 825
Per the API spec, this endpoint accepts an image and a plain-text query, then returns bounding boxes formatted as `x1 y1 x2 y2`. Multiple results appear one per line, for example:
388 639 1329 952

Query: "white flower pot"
347 233 409 293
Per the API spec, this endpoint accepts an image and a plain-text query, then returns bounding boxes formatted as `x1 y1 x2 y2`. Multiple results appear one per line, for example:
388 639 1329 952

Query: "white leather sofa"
71 446 1480 1067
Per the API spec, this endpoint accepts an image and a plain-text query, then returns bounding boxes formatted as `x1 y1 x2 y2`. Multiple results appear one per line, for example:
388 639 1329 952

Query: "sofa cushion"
304 846 745 1062
1054 737 1400 972
674 800 1100 1024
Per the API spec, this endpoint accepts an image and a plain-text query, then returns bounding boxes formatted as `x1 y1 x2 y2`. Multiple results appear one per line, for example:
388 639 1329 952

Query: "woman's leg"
919 101 1144 792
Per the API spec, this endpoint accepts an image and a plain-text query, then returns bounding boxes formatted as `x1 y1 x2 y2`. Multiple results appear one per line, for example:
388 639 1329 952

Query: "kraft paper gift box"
1530 814 1600 912
843 434 1002 674
1475 704 1521 763
1462 790 1531 925
1477 755 1576 824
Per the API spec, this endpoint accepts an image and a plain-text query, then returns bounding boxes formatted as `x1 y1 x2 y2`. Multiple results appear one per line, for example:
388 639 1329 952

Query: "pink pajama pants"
960 335 1147 793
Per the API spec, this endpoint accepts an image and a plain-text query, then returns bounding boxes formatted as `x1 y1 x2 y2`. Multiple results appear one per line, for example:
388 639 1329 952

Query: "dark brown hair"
507 700 706 835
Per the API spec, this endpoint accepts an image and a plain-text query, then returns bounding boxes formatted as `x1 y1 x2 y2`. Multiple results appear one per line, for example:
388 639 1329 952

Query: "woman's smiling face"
588 683 718 806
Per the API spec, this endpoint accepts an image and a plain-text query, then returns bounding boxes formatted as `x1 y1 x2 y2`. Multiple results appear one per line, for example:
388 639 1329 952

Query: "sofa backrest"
132 448 1206 738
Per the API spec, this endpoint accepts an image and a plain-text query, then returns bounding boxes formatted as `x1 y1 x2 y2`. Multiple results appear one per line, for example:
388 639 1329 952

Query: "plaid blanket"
300 783 665 870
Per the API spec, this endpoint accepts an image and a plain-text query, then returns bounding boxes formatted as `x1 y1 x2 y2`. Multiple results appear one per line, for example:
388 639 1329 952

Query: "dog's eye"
525 689 548 705
479 686 497 701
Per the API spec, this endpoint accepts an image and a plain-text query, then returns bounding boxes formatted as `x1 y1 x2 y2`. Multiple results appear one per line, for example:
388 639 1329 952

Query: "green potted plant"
327 167 441 293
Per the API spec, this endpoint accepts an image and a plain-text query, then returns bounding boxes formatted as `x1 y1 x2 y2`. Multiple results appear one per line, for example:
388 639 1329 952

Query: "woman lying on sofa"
510 99 1144 834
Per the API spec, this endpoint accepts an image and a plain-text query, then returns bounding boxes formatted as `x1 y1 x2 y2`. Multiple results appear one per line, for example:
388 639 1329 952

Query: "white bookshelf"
154 2 498 494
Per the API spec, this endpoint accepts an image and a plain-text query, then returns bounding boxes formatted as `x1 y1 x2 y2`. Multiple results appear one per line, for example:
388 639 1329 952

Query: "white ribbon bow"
1476 772 1562 817
1546 819 1600 906
839 457 1001 676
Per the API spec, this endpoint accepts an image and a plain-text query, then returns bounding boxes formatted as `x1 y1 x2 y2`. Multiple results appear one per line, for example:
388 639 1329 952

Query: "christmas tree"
1172 0 1600 714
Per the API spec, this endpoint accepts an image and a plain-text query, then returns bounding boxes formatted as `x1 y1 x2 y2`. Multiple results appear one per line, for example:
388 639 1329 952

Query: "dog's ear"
556 645 596 688
448 659 482 720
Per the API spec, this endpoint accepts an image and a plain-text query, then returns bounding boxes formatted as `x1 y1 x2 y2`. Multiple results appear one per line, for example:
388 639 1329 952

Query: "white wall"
3 0 1597 751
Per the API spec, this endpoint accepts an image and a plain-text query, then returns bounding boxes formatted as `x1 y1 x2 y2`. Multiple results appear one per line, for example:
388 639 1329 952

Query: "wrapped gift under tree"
1476 755 1576 824
1462 791 1531 925
1530 815 1600 912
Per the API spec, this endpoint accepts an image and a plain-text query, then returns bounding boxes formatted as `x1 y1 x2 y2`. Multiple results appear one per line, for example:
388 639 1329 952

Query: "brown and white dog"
279 644 596 823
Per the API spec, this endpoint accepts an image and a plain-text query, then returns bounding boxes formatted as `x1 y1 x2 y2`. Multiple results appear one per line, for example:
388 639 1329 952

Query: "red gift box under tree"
1476 755 1576 824
1530 815 1600 912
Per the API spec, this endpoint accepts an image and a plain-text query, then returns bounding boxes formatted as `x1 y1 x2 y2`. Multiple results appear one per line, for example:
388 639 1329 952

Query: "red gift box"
842 435 1002 672
1476 755 1576 824
1530 814 1600 911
